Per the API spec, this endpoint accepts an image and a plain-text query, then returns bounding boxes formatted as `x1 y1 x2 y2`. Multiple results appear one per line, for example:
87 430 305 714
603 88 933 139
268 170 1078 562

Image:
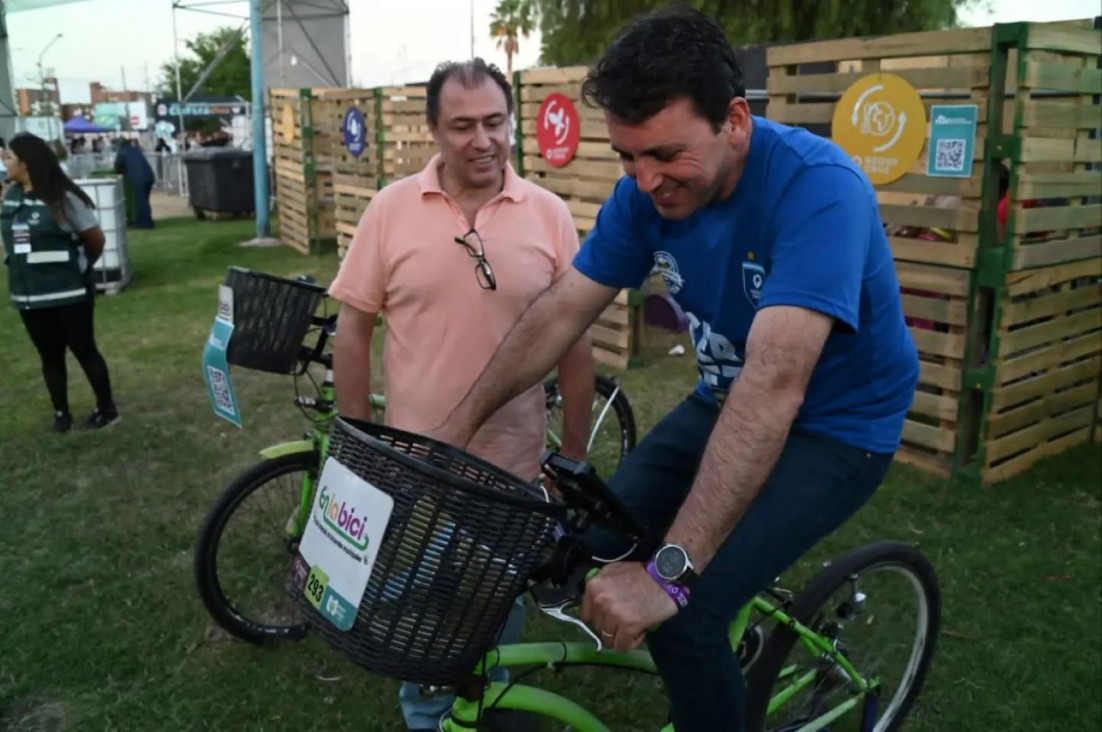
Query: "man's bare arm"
440 267 618 447
333 302 378 421
663 305 834 572
555 328 595 460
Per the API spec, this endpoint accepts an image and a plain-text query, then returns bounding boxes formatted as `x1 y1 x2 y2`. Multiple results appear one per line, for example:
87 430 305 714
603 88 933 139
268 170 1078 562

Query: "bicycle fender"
259 439 316 460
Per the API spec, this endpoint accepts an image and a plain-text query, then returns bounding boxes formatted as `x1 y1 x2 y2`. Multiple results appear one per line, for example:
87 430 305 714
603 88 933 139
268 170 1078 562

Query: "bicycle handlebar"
529 452 659 650
532 452 658 587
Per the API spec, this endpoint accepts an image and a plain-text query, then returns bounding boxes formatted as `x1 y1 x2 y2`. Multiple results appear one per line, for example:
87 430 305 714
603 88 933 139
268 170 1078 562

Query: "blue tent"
64 116 110 134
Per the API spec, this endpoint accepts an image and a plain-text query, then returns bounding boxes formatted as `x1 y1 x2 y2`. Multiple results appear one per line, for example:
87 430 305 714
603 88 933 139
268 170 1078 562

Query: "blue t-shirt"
573 116 919 454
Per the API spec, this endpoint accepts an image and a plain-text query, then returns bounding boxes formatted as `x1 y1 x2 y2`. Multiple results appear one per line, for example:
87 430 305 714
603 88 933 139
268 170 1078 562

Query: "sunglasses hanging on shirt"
454 228 497 291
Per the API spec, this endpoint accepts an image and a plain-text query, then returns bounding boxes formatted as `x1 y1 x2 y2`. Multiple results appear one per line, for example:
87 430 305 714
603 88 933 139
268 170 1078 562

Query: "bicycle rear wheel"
544 374 637 479
194 452 317 644
745 542 941 732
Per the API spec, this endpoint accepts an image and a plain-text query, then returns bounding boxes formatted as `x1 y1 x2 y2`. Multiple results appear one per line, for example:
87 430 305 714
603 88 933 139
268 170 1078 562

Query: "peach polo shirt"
328 153 580 480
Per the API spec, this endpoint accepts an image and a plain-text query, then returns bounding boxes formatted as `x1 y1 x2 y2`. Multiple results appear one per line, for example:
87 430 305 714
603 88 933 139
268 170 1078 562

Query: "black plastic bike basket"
293 418 564 686
221 266 327 374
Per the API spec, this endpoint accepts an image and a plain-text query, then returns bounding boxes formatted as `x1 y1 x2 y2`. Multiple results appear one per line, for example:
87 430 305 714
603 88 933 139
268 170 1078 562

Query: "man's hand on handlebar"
580 562 678 653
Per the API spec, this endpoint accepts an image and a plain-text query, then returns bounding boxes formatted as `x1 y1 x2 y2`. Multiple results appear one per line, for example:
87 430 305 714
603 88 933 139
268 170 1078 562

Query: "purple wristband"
645 559 690 609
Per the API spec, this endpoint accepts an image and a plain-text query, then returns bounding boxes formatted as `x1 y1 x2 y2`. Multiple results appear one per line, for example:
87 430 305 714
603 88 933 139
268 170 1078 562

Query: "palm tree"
489 0 536 77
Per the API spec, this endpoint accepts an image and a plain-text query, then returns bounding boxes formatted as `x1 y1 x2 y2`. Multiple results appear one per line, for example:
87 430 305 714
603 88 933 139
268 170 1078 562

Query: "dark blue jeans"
585 393 893 732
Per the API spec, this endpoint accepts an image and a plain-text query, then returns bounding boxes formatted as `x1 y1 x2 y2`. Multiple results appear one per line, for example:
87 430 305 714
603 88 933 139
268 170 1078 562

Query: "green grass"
1 217 1099 731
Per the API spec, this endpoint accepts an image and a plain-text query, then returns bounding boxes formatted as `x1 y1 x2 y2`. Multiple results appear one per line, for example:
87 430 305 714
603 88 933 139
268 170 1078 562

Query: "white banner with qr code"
202 299 242 428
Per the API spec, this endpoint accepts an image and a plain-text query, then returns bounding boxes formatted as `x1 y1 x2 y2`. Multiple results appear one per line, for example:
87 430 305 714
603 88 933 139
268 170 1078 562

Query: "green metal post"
953 22 1030 483
513 69 524 176
374 87 386 189
299 88 317 255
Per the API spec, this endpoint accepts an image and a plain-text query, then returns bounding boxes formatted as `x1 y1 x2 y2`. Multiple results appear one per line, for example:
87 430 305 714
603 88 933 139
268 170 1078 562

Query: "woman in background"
1 133 120 432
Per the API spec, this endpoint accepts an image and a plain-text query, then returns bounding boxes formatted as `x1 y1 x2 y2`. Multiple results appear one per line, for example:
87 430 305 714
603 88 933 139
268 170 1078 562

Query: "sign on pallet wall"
926 105 978 178
831 73 927 185
536 92 581 167
343 107 366 158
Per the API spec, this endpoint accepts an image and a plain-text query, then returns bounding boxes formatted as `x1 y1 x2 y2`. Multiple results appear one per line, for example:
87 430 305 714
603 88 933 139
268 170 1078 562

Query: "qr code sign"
207 365 236 415
935 138 967 172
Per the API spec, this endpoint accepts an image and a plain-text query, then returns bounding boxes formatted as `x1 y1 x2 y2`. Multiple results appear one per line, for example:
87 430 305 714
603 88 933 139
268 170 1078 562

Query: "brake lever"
530 564 604 651
536 595 603 652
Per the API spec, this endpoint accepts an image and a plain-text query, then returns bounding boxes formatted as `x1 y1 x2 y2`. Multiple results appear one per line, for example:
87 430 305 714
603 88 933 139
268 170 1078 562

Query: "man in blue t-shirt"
430 7 919 730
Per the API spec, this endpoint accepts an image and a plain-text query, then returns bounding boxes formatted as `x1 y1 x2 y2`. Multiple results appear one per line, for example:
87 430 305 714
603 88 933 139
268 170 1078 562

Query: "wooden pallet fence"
1001 23 1101 271
312 89 381 258
894 261 973 476
270 88 336 254
966 22 1102 482
767 27 998 270
379 85 436 183
765 20 1101 482
516 66 645 369
982 257 1102 482
517 66 620 237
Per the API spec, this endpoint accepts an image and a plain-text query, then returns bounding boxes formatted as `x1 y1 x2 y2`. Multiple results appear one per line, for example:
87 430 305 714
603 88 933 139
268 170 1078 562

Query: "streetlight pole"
37 33 62 139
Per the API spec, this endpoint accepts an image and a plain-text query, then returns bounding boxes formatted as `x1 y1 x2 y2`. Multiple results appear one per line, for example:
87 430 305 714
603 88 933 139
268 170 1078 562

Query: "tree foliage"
157 26 251 102
532 0 986 67
490 0 538 77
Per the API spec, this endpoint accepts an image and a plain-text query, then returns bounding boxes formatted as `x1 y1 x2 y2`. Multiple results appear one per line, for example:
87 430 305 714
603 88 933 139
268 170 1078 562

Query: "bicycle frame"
440 594 876 732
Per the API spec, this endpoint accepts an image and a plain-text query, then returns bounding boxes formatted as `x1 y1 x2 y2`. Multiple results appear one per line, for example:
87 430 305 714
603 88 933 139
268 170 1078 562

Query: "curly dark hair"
425 58 513 125
580 5 744 132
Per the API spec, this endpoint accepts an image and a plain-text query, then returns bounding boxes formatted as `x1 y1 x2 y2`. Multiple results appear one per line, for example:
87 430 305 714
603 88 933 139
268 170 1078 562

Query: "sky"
5 0 1099 105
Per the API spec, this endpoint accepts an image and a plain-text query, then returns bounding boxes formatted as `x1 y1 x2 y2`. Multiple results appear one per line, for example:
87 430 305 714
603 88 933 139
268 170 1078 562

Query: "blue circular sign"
343 107 366 158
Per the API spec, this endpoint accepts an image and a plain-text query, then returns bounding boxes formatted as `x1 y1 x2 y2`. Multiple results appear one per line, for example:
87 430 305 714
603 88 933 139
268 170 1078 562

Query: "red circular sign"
536 93 581 167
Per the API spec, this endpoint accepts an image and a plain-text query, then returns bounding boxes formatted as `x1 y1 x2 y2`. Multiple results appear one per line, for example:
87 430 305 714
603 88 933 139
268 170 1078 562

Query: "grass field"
1 218 1099 731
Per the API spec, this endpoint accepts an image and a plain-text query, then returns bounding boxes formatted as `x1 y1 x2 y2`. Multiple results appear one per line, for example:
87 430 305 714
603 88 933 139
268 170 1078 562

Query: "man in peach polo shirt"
327 58 594 732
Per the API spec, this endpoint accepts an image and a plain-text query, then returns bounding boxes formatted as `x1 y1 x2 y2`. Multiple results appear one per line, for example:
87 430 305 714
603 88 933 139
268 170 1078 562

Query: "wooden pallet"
271 88 337 254
516 67 644 369
1004 25 1101 270
312 89 381 258
586 289 643 370
517 66 619 237
379 85 436 182
766 29 997 270
892 261 973 476
982 257 1102 482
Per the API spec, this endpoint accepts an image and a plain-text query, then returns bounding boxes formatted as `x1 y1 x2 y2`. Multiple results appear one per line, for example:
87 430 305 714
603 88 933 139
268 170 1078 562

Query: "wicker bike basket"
221 267 327 374
293 418 564 686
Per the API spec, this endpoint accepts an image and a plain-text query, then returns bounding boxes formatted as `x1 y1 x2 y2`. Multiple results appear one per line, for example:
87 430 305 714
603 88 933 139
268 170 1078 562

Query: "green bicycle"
290 414 940 732
193 267 637 645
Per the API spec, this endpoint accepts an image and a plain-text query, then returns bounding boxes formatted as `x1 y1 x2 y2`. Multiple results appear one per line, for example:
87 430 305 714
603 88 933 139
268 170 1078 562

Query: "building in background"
89 81 152 106
15 74 59 115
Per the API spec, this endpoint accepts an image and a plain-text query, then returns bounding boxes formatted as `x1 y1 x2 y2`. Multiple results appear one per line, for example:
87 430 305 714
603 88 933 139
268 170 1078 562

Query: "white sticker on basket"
216 284 234 324
297 457 394 631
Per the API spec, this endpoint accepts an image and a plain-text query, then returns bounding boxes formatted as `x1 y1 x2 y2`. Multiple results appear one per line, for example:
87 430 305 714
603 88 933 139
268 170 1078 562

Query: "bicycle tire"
745 541 941 732
194 452 318 644
543 374 638 464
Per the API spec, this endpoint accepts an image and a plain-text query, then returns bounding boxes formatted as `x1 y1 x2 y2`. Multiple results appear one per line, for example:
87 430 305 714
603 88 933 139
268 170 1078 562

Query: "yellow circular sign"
279 103 296 144
832 73 927 185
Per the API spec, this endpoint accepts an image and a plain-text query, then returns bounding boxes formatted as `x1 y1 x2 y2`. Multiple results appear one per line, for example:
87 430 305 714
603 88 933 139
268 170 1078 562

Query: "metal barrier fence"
65 152 190 197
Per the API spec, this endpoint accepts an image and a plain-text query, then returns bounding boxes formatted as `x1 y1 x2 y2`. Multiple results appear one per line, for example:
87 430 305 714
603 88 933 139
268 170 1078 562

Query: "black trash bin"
184 148 255 217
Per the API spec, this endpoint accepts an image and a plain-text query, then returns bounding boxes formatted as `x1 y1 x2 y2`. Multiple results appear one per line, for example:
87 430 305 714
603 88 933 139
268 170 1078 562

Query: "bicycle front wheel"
745 542 941 732
544 374 637 478
194 452 317 644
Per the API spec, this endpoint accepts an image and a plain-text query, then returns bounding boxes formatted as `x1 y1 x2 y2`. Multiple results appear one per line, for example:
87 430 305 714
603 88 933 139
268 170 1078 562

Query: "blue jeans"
398 595 526 730
585 394 893 732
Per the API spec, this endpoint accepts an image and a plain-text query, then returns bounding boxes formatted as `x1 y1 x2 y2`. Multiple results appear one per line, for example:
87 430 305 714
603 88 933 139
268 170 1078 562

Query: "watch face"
655 545 686 580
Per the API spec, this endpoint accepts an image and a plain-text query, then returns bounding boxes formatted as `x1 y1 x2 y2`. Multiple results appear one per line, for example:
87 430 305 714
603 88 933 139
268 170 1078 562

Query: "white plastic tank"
74 176 132 294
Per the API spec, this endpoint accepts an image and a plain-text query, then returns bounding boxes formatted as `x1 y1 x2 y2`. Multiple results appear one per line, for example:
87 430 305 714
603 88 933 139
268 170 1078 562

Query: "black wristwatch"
650 543 699 589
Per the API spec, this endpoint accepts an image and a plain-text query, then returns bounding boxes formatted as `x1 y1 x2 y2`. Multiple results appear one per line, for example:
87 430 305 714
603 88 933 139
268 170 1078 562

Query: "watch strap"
645 559 690 609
